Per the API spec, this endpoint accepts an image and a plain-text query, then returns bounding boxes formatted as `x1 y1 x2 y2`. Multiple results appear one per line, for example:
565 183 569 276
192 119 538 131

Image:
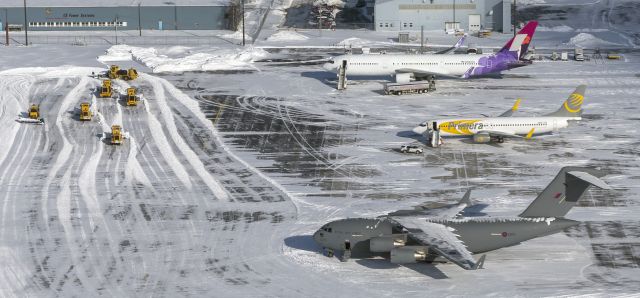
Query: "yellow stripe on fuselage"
438 119 482 135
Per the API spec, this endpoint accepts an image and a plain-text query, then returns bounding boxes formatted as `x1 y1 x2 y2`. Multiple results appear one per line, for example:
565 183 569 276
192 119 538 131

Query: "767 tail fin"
498 21 538 59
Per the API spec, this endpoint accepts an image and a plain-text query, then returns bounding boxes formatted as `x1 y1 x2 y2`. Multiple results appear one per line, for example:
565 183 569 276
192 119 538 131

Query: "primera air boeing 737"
322 21 538 83
412 85 587 144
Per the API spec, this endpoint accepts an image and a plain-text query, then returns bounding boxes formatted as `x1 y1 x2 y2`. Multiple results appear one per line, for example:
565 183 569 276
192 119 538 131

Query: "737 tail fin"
546 85 587 117
519 167 611 218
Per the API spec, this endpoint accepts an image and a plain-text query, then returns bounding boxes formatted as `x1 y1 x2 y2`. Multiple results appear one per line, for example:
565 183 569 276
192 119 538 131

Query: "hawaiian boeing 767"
412 85 587 144
322 21 538 83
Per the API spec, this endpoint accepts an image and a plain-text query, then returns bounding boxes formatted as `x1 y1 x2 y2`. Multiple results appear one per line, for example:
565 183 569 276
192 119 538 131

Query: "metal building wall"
374 0 511 32
0 6 231 31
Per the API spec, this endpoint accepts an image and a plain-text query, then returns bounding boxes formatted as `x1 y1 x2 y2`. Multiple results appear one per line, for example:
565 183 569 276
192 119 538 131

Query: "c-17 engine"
472 132 491 143
390 246 429 263
369 235 407 252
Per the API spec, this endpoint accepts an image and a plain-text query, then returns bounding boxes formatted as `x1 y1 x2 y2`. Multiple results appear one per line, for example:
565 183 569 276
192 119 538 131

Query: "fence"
6 34 237 46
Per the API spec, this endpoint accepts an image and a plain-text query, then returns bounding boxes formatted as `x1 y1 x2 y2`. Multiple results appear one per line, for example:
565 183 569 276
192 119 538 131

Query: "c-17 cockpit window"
328 60 334 64
419 122 427 127
322 227 332 233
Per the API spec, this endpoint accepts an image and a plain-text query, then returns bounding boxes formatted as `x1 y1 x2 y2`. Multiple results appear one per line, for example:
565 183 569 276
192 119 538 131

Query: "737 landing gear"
496 136 505 143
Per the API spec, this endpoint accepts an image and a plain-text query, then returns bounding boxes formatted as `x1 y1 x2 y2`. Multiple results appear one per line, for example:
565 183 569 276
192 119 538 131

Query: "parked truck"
111 125 123 145
99 79 112 98
574 48 584 61
384 80 436 95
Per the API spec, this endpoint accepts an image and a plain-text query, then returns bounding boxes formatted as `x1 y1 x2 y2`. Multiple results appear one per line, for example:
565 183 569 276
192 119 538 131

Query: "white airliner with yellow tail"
412 85 586 144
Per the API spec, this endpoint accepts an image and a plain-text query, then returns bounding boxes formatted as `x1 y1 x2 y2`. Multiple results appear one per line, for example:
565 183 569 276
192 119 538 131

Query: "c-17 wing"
386 216 485 270
388 190 473 218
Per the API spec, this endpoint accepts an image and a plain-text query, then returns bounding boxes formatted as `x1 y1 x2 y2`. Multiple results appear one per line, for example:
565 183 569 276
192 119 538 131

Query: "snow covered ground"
1 1 640 296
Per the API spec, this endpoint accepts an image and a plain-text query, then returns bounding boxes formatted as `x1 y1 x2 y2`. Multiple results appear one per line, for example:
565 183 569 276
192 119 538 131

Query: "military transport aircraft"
313 167 611 270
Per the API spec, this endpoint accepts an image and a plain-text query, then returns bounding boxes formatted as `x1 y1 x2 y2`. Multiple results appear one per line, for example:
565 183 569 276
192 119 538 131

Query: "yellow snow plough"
109 65 138 81
79 102 92 121
17 104 45 124
111 125 123 145
126 87 138 106
99 79 112 98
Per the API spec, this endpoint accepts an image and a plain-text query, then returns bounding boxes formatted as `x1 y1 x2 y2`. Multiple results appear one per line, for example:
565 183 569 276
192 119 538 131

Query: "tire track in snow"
144 74 230 202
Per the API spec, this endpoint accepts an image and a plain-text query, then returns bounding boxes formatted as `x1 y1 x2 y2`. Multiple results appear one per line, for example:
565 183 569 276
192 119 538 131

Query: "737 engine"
472 132 491 143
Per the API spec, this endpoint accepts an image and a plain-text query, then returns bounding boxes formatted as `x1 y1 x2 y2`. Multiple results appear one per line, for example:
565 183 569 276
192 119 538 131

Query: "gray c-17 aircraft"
313 167 611 270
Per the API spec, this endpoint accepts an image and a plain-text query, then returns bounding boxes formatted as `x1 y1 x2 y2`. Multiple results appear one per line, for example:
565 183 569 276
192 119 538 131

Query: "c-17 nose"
312 229 324 245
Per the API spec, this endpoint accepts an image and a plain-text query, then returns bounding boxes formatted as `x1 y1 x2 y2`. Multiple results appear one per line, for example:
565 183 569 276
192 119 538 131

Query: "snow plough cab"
79 102 92 121
16 104 44 124
99 79 112 98
111 125 123 145
108 65 120 80
126 87 138 106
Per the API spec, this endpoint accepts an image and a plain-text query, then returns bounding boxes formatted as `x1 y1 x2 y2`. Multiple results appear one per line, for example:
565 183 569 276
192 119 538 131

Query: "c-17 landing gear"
323 248 334 258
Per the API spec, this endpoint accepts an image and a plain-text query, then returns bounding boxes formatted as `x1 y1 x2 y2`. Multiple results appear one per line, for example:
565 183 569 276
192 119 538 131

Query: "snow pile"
565 33 621 48
98 44 269 73
313 0 345 7
537 25 573 32
266 31 309 42
337 37 373 47
516 0 546 5
219 31 254 42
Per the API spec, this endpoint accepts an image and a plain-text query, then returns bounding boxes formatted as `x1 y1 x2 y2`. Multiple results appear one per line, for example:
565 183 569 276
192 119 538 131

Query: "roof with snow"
1 0 230 7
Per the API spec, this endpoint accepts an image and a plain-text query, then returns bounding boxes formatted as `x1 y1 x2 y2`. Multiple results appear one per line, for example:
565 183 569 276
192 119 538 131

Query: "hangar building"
0 0 233 31
374 0 513 33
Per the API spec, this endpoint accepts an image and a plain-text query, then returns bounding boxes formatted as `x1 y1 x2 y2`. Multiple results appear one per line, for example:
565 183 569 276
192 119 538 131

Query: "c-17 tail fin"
519 167 611 218
546 85 587 117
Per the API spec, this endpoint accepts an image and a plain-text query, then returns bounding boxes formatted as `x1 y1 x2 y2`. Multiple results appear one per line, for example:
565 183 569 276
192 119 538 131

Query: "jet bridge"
337 60 347 90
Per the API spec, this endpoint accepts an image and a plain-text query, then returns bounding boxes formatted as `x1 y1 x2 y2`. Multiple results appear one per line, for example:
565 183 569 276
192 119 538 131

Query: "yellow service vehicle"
99 79 112 97
126 87 138 106
29 104 40 119
607 53 621 60
79 102 92 121
108 65 138 81
111 125 123 145
108 65 120 79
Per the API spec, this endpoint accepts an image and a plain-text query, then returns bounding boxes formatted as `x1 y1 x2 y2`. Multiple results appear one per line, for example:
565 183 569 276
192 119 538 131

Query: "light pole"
241 0 245 46
5 8 9 46
513 0 517 37
114 15 118 44
23 0 28 45
138 3 142 36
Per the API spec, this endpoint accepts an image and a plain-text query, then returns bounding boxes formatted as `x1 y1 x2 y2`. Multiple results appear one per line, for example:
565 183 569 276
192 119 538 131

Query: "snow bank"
219 31 254 42
337 37 373 47
98 44 268 73
266 31 309 42
566 33 621 48
537 25 573 32
313 0 345 7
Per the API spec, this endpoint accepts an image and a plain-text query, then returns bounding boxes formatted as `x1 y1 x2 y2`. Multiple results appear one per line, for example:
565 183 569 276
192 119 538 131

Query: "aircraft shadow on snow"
284 234 452 279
